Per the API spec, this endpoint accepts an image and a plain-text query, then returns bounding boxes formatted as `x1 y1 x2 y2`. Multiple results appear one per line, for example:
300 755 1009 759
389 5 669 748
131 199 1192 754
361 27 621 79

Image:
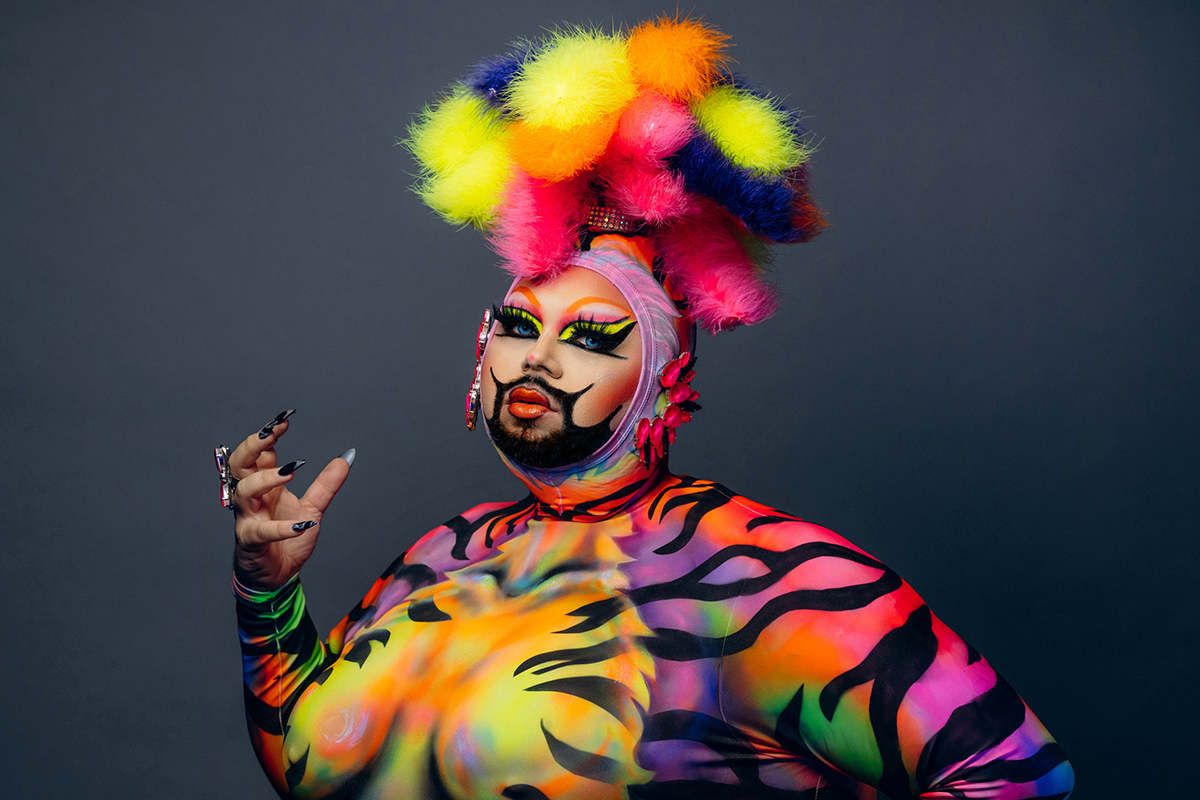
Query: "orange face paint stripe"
564 295 633 315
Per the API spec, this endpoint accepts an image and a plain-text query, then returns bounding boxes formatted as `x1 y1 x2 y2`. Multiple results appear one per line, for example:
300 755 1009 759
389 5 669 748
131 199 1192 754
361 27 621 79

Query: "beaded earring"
465 307 493 431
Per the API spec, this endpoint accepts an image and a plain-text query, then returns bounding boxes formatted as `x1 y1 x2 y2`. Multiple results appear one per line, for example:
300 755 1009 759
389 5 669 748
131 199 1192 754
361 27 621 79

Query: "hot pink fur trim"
488 170 591 280
654 199 779 332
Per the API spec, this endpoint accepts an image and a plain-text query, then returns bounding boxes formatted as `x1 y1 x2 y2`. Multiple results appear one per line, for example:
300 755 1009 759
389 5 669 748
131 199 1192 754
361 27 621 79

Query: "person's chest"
282 509 853 799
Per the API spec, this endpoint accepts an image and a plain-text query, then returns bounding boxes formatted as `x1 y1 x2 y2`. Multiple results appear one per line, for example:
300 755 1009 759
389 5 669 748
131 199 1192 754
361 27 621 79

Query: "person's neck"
500 447 670 521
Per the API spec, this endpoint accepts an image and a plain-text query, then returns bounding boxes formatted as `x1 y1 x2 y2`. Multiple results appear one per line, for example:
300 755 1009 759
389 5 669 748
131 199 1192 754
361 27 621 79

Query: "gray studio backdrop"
2 1 1195 796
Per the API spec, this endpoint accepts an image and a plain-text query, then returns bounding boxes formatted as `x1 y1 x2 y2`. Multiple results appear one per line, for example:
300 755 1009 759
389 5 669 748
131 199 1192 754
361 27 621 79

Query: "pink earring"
635 351 700 468
465 307 493 431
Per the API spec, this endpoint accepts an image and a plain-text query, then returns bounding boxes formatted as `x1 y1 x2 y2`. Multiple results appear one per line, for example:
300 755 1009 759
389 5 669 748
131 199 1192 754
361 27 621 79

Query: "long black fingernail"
277 459 306 476
292 520 317 532
258 409 297 439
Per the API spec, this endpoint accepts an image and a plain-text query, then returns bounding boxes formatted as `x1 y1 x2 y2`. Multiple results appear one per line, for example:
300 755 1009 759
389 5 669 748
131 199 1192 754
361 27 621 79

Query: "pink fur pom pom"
613 91 695 162
602 158 696 223
654 199 779 332
489 170 591 280
603 92 696 223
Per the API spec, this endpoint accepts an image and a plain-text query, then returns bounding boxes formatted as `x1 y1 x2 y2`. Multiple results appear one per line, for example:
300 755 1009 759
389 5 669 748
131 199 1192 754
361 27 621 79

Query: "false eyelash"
563 316 637 353
493 304 541 335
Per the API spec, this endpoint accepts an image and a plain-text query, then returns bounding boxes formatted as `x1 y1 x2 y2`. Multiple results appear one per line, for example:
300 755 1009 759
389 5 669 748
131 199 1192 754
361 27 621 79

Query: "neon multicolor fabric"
237 237 1073 798
238 467 1074 798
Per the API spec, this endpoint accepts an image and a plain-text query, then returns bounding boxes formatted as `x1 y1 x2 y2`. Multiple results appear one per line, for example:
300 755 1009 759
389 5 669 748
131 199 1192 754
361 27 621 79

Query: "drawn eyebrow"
564 296 632 315
510 286 540 307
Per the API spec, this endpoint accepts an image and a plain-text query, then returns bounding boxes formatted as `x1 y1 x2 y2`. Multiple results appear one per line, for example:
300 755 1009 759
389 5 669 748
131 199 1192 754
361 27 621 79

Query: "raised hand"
228 410 354 591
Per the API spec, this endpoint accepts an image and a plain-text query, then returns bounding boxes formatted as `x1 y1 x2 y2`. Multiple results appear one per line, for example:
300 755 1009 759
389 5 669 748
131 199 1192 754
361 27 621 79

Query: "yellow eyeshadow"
559 317 635 339
505 306 542 334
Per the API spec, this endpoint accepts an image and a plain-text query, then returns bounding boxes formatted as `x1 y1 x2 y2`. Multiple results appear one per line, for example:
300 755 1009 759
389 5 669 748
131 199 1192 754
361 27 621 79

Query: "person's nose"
522 333 563 379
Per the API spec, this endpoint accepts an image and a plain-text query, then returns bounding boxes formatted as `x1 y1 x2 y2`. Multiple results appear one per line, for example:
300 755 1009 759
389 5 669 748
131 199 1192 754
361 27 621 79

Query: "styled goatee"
487 372 622 469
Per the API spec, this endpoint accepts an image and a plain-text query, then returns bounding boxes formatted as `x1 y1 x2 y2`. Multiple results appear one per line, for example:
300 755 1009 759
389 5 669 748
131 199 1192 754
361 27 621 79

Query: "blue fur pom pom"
463 46 529 108
670 133 801 242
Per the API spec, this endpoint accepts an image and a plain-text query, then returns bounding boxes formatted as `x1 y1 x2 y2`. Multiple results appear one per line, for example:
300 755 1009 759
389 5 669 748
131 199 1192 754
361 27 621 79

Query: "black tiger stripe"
501 786 551 799
652 485 735 555
444 515 475 561
284 746 309 790
745 514 802 530
513 638 623 676
345 603 377 628
554 596 630 634
343 630 391 668
483 494 538 545
630 542 889 605
819 605 939 800
243 683 283 736
239 615 320 659
647 475 709 519
383 559 438 589
559 475 649 520
541 721 622 783
525 675 636 723
642 709 761 785
427 745 455 800
949 742 1069 786
773 685 821 762
408 597 452 622
641 568 904 661
444 495 538 559
281 646 342 726
916 672 1028 784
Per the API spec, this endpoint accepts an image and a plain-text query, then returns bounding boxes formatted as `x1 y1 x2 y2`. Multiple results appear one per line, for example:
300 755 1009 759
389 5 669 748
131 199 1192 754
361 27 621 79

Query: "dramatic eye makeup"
493 304 542 339
560 315 637 356
492 298 637 357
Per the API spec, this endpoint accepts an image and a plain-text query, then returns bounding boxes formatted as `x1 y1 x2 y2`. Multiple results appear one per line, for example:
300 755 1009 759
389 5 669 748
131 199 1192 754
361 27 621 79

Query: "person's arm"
236 575 333 790
235 557 413 792
231 441 531 794
222 412 355 789
719 514 1075 798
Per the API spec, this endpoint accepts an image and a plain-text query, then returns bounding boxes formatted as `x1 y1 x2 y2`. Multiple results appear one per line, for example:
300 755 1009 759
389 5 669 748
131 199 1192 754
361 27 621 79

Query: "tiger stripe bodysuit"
238 464 1074 799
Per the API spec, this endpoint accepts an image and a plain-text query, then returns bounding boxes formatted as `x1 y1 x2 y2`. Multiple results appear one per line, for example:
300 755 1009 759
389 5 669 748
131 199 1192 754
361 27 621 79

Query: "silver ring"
214 446 238 510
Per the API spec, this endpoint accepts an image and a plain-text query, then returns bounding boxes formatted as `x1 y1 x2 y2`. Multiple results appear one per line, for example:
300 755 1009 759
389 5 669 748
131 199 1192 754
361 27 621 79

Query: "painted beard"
488 372 624 470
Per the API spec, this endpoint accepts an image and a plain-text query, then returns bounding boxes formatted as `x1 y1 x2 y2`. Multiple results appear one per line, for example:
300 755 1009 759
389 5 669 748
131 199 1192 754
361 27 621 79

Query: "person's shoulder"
647 473 872 556
404 493 538 569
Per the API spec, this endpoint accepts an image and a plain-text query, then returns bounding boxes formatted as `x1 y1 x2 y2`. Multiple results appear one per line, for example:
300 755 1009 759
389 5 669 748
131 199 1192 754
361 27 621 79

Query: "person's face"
481 266 643 469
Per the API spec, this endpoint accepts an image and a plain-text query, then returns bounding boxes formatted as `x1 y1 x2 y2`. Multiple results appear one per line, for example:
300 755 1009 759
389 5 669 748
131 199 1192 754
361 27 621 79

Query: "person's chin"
498 410 562 440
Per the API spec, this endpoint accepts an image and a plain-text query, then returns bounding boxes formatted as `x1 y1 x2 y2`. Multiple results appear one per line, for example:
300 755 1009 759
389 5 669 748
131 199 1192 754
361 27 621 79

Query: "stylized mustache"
487 370 622 469
490 372 595 422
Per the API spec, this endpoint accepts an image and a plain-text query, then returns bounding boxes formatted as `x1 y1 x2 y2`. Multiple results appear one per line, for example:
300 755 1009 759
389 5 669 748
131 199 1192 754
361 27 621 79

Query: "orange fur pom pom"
627 15 729 102
507 113 619 182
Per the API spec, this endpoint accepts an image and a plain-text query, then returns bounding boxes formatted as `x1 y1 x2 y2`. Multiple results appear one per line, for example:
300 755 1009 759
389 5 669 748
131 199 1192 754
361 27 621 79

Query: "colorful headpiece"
407 15 825 333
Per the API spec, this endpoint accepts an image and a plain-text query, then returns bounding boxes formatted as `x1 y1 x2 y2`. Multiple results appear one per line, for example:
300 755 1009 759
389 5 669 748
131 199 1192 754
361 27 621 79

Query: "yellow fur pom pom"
692 84 811 174
507 28 636 131
508 113 619 181
416 138 513 227
627 15 729 101
408 87 508 176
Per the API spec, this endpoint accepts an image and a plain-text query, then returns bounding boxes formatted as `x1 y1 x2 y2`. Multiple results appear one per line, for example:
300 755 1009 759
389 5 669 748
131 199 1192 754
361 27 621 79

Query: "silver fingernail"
340 448 356 467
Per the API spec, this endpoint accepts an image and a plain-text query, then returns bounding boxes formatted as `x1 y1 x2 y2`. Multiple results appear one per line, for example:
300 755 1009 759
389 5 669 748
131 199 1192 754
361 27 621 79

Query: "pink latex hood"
482 236 692 514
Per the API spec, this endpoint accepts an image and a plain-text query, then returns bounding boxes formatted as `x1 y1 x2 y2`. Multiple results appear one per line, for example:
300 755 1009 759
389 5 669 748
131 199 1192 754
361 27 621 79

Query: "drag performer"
218 17 1074 799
